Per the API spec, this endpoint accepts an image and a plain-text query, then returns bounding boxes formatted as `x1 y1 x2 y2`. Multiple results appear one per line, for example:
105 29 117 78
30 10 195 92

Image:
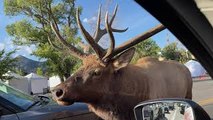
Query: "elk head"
51 5 165 105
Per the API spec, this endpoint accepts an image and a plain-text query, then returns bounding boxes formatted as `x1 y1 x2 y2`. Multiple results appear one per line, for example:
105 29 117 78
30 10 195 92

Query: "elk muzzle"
51 88 65 100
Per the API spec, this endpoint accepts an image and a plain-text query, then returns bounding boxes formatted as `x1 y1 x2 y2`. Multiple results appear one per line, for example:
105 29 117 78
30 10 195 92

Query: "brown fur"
52 55 192 120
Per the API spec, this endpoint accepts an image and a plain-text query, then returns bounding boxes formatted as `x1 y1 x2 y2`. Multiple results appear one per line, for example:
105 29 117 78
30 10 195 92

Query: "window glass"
0 81 34 110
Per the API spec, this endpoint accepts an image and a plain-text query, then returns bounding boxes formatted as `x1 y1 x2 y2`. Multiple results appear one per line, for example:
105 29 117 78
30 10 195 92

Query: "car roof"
136 0 213 78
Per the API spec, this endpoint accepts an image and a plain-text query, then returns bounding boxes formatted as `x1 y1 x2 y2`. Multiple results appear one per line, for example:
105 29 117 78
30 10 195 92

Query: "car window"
0 81 34 110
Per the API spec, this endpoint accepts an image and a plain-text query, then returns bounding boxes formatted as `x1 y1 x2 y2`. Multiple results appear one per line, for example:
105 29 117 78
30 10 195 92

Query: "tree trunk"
59 75 64 83
64 73 70 79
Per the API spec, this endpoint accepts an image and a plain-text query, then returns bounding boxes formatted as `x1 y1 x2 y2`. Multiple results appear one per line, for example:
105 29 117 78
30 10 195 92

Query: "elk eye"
94 69 101 76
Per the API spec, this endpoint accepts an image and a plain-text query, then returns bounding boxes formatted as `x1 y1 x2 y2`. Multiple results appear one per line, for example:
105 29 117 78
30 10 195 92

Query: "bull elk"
51 5 192 120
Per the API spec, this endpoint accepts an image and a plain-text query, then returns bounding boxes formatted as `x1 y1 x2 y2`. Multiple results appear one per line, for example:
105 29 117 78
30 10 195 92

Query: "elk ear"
113 48 135 71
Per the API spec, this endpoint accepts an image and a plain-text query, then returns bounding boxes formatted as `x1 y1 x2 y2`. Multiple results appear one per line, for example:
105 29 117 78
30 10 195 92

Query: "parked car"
168 103 175 111
0 81 99 120
164 106 170 114
180 104 185 115
142 106 154 120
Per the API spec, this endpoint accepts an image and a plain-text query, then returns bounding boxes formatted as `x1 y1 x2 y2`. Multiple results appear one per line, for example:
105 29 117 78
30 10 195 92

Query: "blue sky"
0 0 179 61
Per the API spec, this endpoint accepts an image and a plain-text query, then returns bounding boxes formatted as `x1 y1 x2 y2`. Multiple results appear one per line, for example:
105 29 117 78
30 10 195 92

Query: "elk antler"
50 22 86 59
106 24 166 60
76 5 128 59
93 5 128 43
76 8 105 58
76 5 166 63
102 12 115 60
48 2 86 60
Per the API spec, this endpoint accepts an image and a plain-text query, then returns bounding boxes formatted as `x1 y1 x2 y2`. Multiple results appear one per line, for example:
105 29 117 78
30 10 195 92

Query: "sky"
0 0 180 61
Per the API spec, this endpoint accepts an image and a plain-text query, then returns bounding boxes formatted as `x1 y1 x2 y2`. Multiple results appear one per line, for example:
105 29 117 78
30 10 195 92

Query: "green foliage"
6 20 44 45
179 49 193 63
45 56 81 82
4 0 82 82
0 49 17 81
36 67 43 76
161 42 192 63
15 68 26 76
34 43 81 82
161 42 180 61
132 38 160 63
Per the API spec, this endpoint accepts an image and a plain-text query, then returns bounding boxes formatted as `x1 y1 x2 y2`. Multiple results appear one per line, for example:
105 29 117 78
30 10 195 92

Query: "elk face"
51 55 111 105
52 48 135 106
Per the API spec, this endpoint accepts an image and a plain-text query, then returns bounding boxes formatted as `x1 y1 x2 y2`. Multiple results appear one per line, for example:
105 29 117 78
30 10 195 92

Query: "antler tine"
102 12 115 61
76 8 105 58
93 5 102 42
94 5 128 43
50 22 86 60
109 4 118 26
107 24 166 59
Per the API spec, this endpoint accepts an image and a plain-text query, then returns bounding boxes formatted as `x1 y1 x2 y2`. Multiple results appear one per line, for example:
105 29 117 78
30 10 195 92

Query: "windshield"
0 81 34 110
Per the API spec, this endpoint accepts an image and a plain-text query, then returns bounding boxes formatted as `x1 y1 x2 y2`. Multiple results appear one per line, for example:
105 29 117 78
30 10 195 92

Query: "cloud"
17 45 35 54
0 43 5 50
12 53 20 58
83 16 97 24
24 46 33 54
83 18 88 23
0 40 34 58
1 36 37 59
1 37 15 50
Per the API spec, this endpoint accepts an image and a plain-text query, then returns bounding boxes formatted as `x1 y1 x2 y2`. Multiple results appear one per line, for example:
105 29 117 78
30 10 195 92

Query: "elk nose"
52 89 64 99
56 89 63 97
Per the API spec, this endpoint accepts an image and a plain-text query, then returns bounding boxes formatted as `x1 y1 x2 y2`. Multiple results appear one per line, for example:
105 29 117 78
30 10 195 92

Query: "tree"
36 67 43 76
161 42 180 61
132 38 160 63
4 0 82 82
0 49 17 81
161 42 193 63
15 68 26 76
34 44 80 81
179 49 194 63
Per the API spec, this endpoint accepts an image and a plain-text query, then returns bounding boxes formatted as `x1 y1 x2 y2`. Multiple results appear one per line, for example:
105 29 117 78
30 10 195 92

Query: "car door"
13 103 100 120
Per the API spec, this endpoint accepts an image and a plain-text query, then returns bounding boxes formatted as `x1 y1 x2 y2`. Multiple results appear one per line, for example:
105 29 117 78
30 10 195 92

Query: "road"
192 80 213 118
192 80 213 102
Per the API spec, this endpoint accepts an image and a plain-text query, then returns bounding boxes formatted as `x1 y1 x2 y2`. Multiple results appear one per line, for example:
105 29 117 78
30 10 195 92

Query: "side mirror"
134 98 210 120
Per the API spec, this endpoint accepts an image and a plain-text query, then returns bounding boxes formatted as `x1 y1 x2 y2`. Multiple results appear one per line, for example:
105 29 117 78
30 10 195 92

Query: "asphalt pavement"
192 80 213 118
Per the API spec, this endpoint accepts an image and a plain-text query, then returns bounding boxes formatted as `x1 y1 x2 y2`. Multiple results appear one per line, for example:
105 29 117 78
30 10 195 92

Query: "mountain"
15 55 46 74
